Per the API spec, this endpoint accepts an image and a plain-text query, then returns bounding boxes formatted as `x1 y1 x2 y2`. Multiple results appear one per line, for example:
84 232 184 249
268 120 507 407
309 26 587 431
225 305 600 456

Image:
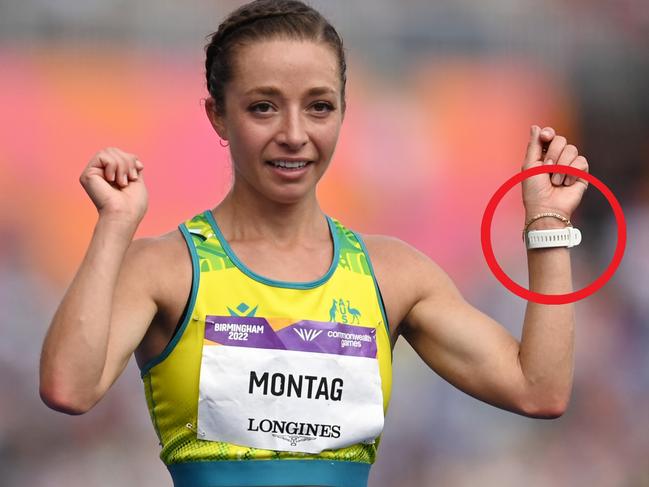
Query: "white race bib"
197 316 384 454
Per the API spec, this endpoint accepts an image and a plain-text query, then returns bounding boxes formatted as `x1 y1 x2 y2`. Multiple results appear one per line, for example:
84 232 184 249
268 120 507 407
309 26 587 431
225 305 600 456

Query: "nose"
275 107 308 149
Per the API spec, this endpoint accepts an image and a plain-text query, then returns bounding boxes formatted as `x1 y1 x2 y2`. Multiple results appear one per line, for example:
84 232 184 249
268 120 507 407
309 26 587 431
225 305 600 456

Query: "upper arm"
95 237 160 398
382 238 530 414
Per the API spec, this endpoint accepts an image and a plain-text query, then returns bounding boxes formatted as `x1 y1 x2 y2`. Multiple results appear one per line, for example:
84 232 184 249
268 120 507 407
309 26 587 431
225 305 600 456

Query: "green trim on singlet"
140 223 200 377
350 229 391 348
204 209 341 290
167 458 370 487
143 373 163 446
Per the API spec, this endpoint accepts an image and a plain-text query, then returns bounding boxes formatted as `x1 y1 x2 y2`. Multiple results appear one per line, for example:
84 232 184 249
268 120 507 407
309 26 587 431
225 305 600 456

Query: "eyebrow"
244 86 337 97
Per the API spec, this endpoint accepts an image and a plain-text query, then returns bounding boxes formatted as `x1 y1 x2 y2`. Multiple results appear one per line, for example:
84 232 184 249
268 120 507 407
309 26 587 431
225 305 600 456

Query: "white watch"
525 227 582 249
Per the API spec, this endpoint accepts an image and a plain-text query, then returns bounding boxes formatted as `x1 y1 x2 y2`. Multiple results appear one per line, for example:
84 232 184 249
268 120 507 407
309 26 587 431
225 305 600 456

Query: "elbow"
518 394 570 419
39 383 97 416
528 404 567 420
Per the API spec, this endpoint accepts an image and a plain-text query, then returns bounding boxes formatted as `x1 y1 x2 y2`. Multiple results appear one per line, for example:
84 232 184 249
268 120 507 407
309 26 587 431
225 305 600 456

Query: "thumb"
523 125 543 168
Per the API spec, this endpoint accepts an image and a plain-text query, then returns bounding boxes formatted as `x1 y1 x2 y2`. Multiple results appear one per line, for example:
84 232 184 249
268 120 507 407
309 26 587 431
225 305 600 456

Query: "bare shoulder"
130 227 187 262
127 227 190 308
361 233 431 269
129 227 186 258
360 233 449 289
358 233 458 338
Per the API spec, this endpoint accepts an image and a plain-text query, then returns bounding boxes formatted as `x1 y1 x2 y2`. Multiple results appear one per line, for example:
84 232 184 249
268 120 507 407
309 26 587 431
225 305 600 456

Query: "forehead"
229 39 340 96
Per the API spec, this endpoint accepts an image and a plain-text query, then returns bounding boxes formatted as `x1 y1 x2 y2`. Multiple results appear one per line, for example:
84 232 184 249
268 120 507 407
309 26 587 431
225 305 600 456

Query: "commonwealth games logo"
293 328 323 342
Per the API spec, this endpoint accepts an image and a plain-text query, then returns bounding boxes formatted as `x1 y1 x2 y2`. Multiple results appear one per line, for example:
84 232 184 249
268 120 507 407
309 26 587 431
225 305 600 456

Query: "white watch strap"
525 227 582 249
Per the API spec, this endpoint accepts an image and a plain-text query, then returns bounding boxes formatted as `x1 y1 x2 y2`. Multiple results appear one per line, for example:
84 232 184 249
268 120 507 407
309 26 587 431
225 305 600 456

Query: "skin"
40 39 588 422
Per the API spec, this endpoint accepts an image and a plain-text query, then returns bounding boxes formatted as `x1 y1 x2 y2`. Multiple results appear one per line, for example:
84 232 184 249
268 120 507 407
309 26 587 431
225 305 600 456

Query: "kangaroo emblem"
329 299 338 321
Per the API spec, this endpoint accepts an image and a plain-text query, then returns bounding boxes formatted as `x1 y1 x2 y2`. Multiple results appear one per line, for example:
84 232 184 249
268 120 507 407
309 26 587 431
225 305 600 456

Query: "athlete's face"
206 39 344 204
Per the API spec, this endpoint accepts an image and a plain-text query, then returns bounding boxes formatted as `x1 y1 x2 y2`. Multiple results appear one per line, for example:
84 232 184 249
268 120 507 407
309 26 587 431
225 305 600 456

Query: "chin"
262 185 316 206
269 191 312 205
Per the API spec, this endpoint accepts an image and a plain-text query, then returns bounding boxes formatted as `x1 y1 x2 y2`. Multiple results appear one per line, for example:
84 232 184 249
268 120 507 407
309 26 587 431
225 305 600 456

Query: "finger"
552 143 578 186
126 155 141 181
540 126 555 142
524 125 543 167
105 146 134 160
99 148 127 184
118 160 131 187
120 152 141 180
108 155 129 188
97 154 117 183
92 148 141 187
544 134 566 170
564 155 589 187
130 155 143 179
538 127 555 160
114 152 140 187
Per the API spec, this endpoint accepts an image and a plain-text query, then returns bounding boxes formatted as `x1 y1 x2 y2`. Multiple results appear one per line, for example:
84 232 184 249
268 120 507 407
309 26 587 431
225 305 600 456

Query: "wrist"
523 211 571 232
524 207 569 221
96 213 141 237
522 211 581 250
526 219 568 231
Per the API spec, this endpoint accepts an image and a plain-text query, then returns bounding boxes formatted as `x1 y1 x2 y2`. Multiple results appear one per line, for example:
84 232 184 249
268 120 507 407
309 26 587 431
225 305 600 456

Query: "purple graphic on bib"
205 316 286 351
277 320 376 358
204 316 376 358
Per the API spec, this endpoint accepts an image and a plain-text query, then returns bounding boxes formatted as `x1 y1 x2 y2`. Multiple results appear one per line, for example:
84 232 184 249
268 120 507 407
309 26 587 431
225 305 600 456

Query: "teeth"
269 160 309 169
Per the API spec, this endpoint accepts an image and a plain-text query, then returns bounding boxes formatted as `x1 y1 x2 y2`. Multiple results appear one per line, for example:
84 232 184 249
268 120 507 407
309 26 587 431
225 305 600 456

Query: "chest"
221 242 405 345
229 240 334 283
136 234 406 369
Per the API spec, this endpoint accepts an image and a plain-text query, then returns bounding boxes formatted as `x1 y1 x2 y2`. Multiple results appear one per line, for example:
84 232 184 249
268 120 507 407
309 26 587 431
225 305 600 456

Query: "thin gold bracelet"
522 212 572 240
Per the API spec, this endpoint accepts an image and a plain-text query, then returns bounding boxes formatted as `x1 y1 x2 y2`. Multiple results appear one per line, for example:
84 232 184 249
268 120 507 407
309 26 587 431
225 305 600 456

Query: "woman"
39 1 589 486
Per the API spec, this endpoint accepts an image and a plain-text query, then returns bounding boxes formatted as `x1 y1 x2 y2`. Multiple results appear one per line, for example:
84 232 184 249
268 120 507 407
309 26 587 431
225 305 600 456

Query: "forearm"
518 230 575 415
40 216 137 411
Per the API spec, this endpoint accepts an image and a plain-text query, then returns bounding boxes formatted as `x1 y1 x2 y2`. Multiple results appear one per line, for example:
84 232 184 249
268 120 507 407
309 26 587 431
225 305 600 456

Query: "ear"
204 97 228 140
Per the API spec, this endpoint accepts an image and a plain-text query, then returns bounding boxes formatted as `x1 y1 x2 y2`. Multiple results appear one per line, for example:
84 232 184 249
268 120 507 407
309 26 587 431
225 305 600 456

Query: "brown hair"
205 0 347 116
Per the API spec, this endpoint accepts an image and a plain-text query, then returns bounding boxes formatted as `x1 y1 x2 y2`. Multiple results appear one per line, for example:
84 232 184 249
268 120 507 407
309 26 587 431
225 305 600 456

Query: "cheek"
230 120 268 153
318 124 341 152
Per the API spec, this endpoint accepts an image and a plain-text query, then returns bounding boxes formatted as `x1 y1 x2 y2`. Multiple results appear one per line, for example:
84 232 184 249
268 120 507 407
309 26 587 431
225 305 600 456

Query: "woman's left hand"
521 125 589 221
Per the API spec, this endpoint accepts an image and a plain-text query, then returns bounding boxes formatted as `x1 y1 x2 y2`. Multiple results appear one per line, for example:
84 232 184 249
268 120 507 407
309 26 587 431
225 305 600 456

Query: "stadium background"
1 0 647 485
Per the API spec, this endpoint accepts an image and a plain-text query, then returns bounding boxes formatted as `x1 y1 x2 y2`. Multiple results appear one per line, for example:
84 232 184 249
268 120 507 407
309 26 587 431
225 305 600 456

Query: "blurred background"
1 0 648 485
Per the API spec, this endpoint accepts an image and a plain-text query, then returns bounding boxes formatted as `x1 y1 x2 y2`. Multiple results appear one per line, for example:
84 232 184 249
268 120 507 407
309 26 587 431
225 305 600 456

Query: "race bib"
197 315 384 454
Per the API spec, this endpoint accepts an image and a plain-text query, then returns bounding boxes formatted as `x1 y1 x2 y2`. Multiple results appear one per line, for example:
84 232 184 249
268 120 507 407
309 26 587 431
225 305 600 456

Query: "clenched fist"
79 147 148 224
522 125 589 223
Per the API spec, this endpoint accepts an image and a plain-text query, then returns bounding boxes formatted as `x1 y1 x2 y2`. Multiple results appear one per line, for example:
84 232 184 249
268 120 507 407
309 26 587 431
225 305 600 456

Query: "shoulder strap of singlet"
182 211 235 272
328 217 372 277
330 217 391 344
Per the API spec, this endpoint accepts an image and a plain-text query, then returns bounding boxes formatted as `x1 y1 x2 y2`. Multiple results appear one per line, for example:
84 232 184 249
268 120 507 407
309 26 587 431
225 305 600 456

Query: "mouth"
265 159 313 171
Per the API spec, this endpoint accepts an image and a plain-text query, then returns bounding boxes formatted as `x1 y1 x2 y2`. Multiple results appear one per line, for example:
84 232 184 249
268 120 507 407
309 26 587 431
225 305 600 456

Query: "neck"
212 182 328 245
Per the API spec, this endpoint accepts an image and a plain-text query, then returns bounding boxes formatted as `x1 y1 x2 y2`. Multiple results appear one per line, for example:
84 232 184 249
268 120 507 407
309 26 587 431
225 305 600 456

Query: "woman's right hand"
80 147 148 224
